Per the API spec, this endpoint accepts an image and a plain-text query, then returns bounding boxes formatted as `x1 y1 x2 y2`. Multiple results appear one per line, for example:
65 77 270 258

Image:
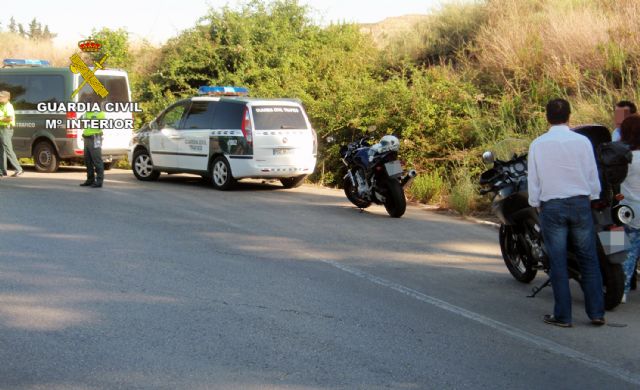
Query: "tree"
42 25 56 40
28 18 41 39
90 28 132 70
8 17 17 34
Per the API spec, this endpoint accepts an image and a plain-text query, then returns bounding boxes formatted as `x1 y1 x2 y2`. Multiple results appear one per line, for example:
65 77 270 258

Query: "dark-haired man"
612 100 637 142
527 98 605 328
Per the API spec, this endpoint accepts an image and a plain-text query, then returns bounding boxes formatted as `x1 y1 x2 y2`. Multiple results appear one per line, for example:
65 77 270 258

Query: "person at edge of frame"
0 90 24 178
527 98 605 328
618 114 640 304
612 100 637 142
80 94 105 188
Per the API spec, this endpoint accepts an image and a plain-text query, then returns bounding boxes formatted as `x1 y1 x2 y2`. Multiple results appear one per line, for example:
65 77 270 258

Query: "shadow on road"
1 169 639 388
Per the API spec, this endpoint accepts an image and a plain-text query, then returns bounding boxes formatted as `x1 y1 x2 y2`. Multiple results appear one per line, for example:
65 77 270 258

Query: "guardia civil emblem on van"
69 38 109 99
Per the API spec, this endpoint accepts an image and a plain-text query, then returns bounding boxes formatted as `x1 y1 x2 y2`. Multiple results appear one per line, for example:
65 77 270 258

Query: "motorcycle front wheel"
383 178 407 218
343 177 372 209
499 225 538 283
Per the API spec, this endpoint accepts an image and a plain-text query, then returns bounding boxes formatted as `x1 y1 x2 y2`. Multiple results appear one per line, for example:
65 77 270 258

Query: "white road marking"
323 259 640 386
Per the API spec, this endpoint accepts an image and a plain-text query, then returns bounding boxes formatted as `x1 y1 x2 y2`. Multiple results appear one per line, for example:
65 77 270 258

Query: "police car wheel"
210 156 235 190
132 150 160 181
33 141 60 173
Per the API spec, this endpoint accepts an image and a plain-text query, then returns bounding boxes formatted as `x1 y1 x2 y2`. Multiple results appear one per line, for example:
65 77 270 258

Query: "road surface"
0 168 639 389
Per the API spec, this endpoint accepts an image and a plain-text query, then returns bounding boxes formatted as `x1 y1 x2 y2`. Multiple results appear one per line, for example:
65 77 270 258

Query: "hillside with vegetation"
2 0 639 214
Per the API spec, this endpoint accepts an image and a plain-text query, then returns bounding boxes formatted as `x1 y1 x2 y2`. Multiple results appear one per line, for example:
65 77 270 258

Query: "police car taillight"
241 107 253 144
311 128 318 156
66 112 79 138
197 86 249 96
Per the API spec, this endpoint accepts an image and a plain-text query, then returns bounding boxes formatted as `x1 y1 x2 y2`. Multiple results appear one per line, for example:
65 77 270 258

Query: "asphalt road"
1 167 639 390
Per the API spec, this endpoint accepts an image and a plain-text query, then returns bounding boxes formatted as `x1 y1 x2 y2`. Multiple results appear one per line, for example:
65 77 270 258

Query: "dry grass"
0 33 74 66
360 15 430 48
473 0 640 92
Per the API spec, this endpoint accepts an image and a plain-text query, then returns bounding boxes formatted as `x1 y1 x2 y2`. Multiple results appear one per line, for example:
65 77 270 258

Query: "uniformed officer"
80 97 105 188
0 90 24 178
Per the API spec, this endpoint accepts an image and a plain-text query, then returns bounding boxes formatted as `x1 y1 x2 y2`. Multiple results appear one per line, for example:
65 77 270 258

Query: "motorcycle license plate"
385 160 402 176
598 230 629 256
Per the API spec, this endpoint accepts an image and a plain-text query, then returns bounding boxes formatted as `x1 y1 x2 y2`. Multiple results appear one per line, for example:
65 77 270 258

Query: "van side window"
0 74 65 110
211 102 244 129
182 101 216 130
158 102 187 129
78 75 129 103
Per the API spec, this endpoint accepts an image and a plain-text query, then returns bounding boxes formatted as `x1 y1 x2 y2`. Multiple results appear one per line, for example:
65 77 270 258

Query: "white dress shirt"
527 125 601 207
621 150 640 228
612 128 622 142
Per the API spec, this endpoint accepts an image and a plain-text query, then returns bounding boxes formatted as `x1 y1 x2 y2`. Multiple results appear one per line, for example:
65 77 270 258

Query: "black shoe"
91 182 103 188
590 318 606 326
80 181 94 187
543 314 572 328
12 170 23 177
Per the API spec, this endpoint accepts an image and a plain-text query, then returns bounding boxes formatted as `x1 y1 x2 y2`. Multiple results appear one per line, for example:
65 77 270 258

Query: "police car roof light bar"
198 86 249 96
3 58 51 68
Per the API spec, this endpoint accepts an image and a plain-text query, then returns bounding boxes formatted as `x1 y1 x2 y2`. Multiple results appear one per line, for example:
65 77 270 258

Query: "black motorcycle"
479 129 632 310
340 135 416 218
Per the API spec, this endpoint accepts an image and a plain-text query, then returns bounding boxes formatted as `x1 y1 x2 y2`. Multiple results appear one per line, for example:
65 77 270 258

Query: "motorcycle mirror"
482 151 495 165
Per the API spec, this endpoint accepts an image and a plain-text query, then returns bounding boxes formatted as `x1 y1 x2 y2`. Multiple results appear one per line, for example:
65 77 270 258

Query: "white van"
129 87 317 189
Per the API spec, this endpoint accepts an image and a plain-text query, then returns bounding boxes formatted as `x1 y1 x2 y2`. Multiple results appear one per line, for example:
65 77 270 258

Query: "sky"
2 0 447 46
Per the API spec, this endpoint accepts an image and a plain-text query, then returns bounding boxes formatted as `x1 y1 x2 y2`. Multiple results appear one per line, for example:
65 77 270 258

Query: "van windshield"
78 75 129 103
252 106 308 130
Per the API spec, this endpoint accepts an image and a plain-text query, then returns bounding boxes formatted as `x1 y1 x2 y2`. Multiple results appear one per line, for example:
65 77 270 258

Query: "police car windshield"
78 75 129 103
252 106 308 130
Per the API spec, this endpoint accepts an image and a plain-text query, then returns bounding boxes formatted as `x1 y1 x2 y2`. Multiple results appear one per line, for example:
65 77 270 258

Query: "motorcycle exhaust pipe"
401 170 417 189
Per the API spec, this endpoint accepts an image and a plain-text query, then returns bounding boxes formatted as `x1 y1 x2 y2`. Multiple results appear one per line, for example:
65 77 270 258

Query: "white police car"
129 87 317 189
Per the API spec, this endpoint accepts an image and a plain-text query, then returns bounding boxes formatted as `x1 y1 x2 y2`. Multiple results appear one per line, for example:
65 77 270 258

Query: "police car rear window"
252 106 308 130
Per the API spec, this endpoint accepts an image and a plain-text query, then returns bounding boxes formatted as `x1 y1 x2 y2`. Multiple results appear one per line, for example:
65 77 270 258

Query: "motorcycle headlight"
613 205 635 225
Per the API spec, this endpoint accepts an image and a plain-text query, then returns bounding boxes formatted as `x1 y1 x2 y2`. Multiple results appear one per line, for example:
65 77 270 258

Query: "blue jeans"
540 196 604 323
622 226 640 294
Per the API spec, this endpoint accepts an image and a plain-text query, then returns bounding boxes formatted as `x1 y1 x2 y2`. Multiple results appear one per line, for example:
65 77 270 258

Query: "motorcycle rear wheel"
343 177 372 209
499 225 538 283
383 178 407 218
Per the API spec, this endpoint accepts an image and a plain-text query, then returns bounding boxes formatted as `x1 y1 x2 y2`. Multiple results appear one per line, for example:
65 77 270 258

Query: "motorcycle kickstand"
527 277 551 298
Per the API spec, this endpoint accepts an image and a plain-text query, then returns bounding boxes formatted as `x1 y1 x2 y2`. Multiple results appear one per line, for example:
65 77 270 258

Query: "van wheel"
280 175 306 189
104 162 113 171
132 149 160 181
33 141 59 173
210 156 236 190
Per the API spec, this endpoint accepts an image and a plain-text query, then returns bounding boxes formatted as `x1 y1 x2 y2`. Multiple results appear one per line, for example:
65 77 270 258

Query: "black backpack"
597 141 633 186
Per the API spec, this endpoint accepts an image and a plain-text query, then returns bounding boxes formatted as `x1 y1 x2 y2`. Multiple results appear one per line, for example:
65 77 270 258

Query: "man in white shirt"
528 98 605 327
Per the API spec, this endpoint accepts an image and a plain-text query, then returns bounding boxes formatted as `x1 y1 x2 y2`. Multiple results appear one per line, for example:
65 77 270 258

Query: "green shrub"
408 171 445 204
448 171 478 215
